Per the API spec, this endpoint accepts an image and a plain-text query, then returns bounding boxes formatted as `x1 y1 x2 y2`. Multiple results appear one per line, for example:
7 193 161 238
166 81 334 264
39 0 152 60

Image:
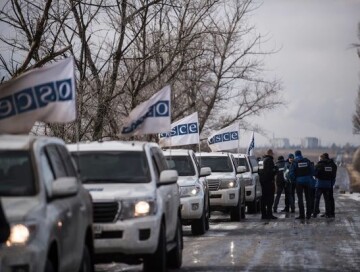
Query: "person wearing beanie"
259 149 278 220
273 155 288 213
314 153 337 218
289 150 315 220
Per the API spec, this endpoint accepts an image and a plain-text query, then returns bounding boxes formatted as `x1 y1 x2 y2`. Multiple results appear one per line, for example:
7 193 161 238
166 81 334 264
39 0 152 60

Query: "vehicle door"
248 156 262 197
44 144 82 271
191 152 208 203
151 147 178 241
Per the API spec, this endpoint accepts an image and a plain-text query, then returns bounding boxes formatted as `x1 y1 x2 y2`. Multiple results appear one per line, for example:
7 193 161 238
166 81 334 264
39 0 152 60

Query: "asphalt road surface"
96 166 360 271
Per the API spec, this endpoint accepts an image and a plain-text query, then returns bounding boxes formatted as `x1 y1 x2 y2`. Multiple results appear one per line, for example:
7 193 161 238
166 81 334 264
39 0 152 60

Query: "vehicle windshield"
198 156 233 172
0 151 36 196
235 157 250 172
71 151 150 183
165 155 195 176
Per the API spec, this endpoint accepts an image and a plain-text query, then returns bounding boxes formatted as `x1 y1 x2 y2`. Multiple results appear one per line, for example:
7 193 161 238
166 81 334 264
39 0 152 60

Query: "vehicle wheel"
143 221 167 272
230 192 241 222
248 191 258 214
45 259 55 272
191 206 206 235
167 217 183 268
205 197 210 230
241 205 246 219
78 244 93 272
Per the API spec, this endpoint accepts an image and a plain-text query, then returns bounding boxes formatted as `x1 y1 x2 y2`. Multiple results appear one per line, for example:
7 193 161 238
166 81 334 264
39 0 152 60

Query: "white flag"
207 123 240 151
247 131 255 156
121 86 171 136
159 112 199 147
0 57 76 134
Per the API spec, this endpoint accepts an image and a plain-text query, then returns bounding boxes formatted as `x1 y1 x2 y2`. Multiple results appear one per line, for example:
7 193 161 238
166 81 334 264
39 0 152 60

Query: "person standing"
259 149 278 220
289 150 315 220
0 200 10 243
314 153 337 218
284 153 296 213
273 156 287 213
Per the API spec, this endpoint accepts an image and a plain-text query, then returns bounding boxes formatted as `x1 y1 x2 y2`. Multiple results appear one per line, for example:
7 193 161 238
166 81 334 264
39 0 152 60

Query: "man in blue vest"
289 150 315 220
313 153 337 218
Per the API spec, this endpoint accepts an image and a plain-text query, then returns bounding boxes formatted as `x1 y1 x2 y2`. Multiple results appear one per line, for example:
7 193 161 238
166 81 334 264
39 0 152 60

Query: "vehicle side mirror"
159 170 178 186
51 177 79 198
199 167 211 177
252 166 259 173
236 166 247 174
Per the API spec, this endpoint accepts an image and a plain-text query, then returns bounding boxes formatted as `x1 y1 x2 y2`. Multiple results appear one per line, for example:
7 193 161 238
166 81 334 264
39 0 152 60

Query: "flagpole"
237 123 240 154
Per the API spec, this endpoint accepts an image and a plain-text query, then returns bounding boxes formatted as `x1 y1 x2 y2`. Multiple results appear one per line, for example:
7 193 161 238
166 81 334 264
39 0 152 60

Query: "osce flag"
0 57 76 134
207 123 240 151
247 131 255 156
159 112 199 147
121 85 171 136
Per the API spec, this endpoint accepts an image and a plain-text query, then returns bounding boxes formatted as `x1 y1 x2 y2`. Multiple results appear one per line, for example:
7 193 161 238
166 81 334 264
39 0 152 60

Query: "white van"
163 149 211 235
68 141 182 272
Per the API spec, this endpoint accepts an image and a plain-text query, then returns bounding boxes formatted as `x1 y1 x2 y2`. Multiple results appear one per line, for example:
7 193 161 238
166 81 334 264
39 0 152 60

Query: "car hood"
207 172 235 180
1 197 42 222
177 176 198 187
84 183 155 201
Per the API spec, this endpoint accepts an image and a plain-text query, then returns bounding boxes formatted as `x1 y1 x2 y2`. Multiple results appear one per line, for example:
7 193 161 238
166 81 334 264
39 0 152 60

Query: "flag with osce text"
207 123 240 151
121 85 171 136
0 57 76 134
247 131 255 156
159 112 199 147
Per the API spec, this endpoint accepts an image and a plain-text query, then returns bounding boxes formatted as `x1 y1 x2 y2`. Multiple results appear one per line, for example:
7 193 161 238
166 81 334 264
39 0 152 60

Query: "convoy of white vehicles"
0 135 261 272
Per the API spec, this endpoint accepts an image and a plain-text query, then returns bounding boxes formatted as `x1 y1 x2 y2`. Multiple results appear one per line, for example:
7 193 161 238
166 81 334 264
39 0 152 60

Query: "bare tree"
353 23 360 134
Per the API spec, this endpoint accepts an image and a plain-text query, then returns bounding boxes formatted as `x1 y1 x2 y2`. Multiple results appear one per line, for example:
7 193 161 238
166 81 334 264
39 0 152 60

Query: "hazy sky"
239 0 360 147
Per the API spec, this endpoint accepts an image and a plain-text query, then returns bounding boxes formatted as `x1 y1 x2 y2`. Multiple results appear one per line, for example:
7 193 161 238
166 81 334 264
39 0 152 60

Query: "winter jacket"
314 159 337 188
275 158 286 186
259 155 277 191
289 155 314 185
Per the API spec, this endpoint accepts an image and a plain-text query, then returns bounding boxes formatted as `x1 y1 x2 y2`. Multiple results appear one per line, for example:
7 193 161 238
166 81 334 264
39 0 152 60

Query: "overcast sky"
239 0 360 148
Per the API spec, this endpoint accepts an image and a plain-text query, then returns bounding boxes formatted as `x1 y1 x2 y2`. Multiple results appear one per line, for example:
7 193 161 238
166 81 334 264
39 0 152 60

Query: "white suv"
196 152 245 221
233 154 262 214
67 141 182 272
0 135 94 272
163 149 211 235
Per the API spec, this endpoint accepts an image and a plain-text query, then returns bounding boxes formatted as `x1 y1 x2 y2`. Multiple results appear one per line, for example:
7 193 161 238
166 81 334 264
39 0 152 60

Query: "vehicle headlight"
242 178 253 186
6 224 36 246
120 199 157 219
179 185 201 197
219 180 237 189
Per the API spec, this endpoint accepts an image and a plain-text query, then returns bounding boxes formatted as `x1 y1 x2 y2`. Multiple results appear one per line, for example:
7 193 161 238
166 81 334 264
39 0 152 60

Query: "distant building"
271 138 290 148
301 137 319 149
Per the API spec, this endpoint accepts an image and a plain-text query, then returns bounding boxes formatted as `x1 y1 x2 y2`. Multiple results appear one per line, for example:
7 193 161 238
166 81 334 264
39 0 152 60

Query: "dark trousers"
261 192 275 218
296 183 312 218
314 188 333 216
285 183 295 211
273 183 285 211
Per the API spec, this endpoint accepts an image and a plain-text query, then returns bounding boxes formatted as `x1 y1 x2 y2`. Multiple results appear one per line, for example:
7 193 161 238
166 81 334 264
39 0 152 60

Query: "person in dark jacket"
284 153 296 213
314 153 337 218
289 150 315 220
0 200 10 243
273 156 287 213
259 149 278 220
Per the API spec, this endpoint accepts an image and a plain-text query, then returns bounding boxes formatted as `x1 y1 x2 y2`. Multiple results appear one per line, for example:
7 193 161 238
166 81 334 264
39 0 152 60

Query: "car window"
197 156 234 172
45 145 67 178
249 157 259 172
71 151 150 183
165 155 195 176
0 151 36 196
191 152 201 173
39 149 55 195
56 145 76 177
235 157 250 172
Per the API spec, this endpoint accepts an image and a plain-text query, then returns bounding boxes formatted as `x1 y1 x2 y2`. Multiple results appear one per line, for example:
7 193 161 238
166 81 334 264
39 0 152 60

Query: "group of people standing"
259 149 337 220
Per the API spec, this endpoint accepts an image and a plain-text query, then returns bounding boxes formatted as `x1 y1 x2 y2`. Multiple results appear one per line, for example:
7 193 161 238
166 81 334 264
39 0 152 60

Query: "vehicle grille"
207 180 220 191
93 202 119 223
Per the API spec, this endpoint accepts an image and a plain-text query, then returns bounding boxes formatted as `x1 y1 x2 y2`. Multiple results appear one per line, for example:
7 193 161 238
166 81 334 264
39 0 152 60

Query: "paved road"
96 166 360 271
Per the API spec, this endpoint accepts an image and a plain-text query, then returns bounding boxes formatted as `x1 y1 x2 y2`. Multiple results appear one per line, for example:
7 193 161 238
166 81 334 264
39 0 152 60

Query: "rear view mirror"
51 177 79 198
159 170 178 186
236 166 247 174
199 167 211 177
